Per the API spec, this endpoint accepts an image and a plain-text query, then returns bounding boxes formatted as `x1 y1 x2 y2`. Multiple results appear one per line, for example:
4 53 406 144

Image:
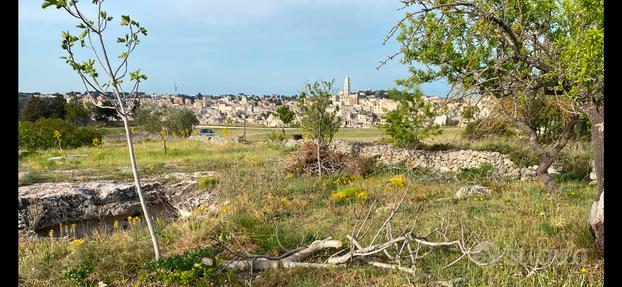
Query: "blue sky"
19 0 450 96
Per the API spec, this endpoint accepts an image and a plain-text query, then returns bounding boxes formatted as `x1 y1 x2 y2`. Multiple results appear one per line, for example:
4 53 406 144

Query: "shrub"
381 89 441 147
458 163 494 181
330 186 368 203
266 131 286 145
463 118 517 139
18 118 102 151
342 155 377 177
142 247 221 285
387 175 406 188
557 143 592 179
197 177 219 189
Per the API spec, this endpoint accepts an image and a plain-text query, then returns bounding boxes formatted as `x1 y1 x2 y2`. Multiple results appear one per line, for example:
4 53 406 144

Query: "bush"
381 89 441 147
330 186 368 203
458 163 495 181
387 175 406 188
557 143 592 179
267 131 286 145
342 155 377 177
463 118 517 139
142 247 222 285
197 176 219 189
19 118 102 151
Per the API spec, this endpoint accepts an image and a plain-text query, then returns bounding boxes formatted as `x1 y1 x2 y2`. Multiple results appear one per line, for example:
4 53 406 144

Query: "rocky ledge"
18 171 218 236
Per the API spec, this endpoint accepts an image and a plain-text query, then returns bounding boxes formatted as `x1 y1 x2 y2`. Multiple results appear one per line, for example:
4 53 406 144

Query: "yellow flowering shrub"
388 175 406 188
330 186 368 203
69 238 85 248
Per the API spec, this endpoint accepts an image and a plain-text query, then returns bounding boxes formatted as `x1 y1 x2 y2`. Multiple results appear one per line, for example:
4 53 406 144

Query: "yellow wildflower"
581 267 587 273
388 175 406 188
69 239 85 247
330 191 348 201
53 130 62 140
356 191 369 200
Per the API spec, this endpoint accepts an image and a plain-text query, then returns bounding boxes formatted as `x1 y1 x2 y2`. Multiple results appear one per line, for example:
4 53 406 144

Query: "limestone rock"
17 173 218 235
455 185 491 199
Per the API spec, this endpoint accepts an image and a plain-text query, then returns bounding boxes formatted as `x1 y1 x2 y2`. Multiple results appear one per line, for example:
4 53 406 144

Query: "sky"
19 0 450 96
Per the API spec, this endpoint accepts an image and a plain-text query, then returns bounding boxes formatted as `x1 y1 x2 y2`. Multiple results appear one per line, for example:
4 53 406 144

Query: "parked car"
199 128 216 137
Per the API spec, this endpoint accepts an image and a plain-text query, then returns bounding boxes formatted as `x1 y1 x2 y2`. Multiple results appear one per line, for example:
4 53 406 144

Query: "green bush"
463 118 517 139
266 131 286 145
18 118 102 151
458 163 495 181
330 186 368 203
197 176 219 189
142 247 221 285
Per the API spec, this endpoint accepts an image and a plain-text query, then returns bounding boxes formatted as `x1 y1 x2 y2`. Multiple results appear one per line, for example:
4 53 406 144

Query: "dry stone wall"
285 139 537 180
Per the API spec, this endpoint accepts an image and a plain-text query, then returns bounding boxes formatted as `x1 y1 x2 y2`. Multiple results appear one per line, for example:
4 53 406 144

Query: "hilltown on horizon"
19 76 495 128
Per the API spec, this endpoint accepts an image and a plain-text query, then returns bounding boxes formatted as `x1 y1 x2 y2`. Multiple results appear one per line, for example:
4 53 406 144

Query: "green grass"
192 125 387 142
18 135 602 286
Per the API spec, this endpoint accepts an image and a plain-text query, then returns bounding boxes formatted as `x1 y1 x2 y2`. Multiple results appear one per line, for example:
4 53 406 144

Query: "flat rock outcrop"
18 171 218 236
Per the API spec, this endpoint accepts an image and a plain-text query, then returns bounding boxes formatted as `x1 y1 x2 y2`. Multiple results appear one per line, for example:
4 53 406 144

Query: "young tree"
299 80 340 178
42 0 161 258
135 106 198 154
275 105 296 136
382 88 441 147
384 0 603 248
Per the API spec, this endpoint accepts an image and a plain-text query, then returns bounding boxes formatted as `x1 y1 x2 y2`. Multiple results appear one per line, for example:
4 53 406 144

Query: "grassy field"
18 130 602 286
193 125 387 142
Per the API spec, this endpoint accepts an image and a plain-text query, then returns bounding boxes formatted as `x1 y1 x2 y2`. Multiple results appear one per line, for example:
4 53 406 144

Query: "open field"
194 125 387 142
18 131 602 286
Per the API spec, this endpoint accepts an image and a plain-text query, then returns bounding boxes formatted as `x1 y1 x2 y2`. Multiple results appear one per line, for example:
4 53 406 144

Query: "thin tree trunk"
317 140 322 178
507 115 578 195
163 139 167 155
535 156 557 194
587 105 604 251
588 107 604 199
121 116 161 259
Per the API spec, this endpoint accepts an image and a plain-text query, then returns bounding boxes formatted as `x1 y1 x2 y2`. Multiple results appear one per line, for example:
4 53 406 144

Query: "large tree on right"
386 0 602 249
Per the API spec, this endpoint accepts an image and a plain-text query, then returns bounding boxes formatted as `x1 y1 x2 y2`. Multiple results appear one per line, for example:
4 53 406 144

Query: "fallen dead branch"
209 186 503 278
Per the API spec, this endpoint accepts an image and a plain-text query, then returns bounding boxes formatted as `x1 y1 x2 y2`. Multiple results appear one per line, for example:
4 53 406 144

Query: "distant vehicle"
199 128 216 137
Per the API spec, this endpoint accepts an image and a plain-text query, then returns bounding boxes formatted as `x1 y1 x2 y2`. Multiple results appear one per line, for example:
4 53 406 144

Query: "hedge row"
19 118 102 151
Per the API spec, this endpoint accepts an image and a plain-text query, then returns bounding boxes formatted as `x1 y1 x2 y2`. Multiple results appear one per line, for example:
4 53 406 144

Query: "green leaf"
120 15 130 26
